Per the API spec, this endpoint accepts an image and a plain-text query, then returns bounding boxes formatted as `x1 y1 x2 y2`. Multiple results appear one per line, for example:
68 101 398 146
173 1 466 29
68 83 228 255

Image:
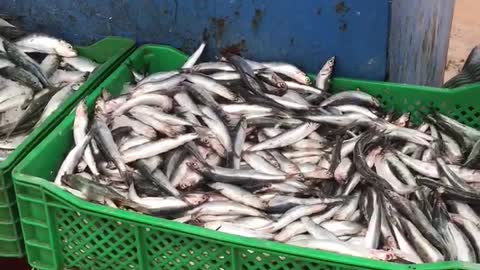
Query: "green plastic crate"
12 45 480 270
0 36 135 257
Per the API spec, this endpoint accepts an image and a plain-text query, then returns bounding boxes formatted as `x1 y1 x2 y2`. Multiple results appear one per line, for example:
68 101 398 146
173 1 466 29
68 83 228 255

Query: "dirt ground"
444 0 480 81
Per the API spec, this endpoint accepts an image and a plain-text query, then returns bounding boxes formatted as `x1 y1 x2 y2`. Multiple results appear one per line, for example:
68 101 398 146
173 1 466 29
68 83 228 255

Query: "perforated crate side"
54 205 387 270
15 181 57 269
0 173 23 257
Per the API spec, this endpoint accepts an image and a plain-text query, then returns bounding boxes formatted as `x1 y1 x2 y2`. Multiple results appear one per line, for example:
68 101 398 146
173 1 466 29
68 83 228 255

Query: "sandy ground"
444 0 480 82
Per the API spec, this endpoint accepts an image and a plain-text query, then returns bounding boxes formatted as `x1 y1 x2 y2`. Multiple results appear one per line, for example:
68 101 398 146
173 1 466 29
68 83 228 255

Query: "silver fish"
182 42 206 69
261 204 328 232
188 201 266 217
122 133 198 163
315 56 335 90
249 122 320 151
54 133 92 185
61 56 98 72
113 94 173 115
208 182 266 209
16 33 77 57
73 100 99 176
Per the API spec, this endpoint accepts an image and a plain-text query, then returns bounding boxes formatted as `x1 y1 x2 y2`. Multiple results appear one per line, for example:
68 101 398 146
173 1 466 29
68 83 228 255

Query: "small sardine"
62 56 99 72
315 56 335 90
122 133 198 163
16 33 77 57
54 132 92 185
208 182 266 210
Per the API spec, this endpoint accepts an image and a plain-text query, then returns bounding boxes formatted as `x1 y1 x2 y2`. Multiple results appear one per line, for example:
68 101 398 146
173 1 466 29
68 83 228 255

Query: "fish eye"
186 161 198 168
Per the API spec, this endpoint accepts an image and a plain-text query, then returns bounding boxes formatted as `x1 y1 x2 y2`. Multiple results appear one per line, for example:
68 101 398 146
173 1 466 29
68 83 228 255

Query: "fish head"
178 179 196 191
370 249 397 261
327 56 336 66
295 72 311 85
183 193 209 206
288 173 304 181
75 100 88 117
206 153 222 166
56 40 77 57
79 72 90 82
186 160 202 171
197 145 212 158
60 174 75 188
265 71 287 89
276 81 287 90
94 93 109 117
233 95 245 103
101 89 112 100
393 112 410 128
71 82 82 91
61 174 90 192
32 80 43 90
106 97 127 114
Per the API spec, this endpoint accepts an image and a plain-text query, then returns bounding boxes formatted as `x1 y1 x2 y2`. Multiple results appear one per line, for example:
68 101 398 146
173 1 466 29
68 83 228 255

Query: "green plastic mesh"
57 209 139 269
55 205 382 270
145 229 231 270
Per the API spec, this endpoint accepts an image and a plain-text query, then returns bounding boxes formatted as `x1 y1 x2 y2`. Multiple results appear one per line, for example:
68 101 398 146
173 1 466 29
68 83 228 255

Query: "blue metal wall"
0 0 390 80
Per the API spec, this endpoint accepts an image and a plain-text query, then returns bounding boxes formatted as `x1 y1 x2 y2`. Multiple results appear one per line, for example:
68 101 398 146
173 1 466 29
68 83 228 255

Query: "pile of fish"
56 42 480 264
0 18 99 160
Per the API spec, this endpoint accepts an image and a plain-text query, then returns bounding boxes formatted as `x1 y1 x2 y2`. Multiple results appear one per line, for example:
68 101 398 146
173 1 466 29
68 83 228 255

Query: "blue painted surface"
0 0 389 80
389 0 455 86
